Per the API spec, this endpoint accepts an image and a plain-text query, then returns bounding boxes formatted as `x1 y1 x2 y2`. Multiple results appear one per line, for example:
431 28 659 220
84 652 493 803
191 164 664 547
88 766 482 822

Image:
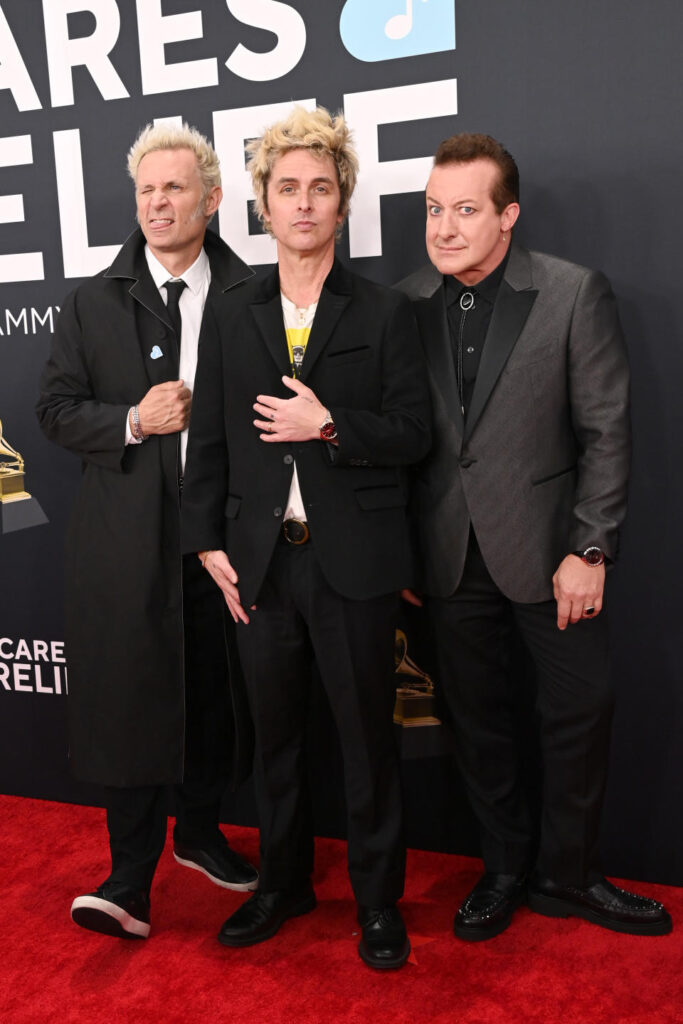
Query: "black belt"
282 518 310 545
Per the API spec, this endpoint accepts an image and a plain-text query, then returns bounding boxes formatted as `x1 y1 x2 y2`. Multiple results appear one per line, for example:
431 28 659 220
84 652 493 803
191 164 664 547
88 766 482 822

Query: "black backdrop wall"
1 0 681 886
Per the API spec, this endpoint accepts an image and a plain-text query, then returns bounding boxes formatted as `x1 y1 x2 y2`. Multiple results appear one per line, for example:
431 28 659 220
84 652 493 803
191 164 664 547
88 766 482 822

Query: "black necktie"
165 279 187 351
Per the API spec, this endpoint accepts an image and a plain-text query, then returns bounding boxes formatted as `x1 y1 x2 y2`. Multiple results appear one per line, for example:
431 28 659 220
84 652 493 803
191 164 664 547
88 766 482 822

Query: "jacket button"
273 507 283 517
283 454 294 465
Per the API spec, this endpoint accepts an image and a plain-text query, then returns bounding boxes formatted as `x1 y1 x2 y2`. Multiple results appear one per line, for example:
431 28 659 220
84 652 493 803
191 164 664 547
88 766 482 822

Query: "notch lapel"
298 289 350 382
464 250 538 442
415 286 465 439
250 292 291 377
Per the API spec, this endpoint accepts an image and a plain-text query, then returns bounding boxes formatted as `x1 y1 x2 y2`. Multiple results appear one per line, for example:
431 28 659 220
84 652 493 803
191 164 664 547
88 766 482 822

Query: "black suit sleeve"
567 270 630 557
330 294 431 467
35 288 130 472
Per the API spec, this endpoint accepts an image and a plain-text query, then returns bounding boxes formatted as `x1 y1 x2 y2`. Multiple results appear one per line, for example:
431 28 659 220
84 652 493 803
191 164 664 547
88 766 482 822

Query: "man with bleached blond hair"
182 107 431 968
37 122 257 940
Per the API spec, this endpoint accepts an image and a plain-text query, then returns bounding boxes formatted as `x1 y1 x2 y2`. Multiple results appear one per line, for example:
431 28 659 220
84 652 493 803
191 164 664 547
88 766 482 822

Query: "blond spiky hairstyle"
127 122 221 200
246 106 358 237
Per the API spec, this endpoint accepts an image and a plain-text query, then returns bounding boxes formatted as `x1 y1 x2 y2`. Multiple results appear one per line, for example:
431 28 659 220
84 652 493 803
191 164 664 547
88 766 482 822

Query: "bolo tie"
456 290 476 415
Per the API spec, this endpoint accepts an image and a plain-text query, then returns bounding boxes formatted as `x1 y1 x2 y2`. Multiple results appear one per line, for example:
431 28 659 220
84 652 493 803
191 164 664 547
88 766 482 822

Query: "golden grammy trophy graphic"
393 628 440 727
0 418 48 534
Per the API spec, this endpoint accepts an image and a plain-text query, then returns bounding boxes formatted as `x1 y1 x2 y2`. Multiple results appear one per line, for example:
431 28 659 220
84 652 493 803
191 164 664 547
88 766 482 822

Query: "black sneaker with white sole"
173 834 259 892
71 882 150 939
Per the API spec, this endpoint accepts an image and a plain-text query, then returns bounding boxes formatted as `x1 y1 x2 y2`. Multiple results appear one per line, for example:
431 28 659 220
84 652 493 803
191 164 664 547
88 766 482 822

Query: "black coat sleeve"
35 288 130 472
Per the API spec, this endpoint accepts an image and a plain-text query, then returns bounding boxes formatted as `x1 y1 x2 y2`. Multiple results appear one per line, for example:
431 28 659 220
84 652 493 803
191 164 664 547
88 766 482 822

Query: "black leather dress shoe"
454 872 526 941
71 882 150 939
357 905 410 969
527 875 672 935
217 884 316 947
174 834 258 892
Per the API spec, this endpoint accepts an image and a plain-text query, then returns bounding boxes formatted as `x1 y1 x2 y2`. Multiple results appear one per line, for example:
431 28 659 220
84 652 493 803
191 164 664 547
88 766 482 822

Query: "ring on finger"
583 606 596 616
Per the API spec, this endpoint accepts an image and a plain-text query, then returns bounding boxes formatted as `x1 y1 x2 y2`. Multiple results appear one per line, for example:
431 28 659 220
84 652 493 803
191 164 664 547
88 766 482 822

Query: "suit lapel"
299 289 350 381
129 273 179 386
250 287 291 377
464 248 538 441
416 286 465 439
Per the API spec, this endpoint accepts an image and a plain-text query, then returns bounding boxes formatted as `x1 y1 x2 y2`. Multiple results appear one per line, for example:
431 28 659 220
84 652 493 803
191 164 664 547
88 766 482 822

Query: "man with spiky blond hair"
182 107 431 968
37 122 257 940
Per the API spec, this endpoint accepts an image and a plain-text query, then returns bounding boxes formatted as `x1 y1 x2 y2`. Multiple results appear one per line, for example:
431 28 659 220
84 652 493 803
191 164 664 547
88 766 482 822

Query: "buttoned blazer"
36 228 254 786
397 244 631 603
181 259 432 605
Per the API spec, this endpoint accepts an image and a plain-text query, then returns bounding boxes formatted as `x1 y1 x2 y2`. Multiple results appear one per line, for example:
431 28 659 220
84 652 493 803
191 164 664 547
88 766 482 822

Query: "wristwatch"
573 546 605 567
319 411 338 442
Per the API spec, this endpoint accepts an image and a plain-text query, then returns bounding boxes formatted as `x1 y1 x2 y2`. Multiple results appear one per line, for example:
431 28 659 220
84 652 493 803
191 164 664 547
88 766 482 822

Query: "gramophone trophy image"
0 419 48 534
393 628 440 727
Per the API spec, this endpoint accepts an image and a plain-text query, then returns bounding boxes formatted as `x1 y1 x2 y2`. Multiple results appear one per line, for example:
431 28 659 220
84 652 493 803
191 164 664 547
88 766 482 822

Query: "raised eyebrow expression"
426 195 477 213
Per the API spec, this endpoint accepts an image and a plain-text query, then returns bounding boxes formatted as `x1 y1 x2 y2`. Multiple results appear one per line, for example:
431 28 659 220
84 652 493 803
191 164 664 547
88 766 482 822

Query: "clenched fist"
136 380 192 436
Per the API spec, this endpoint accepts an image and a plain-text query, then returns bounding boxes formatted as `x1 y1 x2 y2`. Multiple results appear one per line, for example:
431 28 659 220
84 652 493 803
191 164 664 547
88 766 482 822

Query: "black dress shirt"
445 250 509 416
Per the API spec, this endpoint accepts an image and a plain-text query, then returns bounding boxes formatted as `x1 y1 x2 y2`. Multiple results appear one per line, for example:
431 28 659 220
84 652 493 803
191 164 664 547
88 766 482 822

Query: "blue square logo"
340 0 456 63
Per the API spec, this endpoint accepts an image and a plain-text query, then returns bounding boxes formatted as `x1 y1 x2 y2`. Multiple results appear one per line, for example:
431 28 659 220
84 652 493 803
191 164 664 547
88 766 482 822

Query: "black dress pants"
104 555 232 894
429 530 614 887
236 538 405 908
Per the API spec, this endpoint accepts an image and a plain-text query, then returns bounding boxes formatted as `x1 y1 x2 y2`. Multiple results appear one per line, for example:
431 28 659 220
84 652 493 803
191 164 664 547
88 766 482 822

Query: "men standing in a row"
181 107 431 968
37 124 257 939
399 133 671 939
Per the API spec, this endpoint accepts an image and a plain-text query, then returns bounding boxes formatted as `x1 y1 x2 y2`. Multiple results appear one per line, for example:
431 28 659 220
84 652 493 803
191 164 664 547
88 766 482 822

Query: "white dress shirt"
126 245 211 471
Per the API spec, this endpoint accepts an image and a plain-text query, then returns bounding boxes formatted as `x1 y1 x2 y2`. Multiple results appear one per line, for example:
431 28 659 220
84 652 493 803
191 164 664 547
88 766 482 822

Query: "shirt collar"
445 248 510 306
144 245 210 296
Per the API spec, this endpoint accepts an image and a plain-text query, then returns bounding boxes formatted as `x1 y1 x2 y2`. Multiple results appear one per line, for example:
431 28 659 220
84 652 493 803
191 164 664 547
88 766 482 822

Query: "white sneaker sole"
173 852 259 892
70 894 150 938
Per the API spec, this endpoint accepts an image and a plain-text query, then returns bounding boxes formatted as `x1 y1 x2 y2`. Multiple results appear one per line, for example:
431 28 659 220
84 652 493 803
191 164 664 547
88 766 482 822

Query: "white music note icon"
384 0 428 41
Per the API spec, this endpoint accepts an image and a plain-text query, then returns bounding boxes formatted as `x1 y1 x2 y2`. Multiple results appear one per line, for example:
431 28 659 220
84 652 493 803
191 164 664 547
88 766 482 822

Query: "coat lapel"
415 287 464 438
464 246 538 441
250 268 290 377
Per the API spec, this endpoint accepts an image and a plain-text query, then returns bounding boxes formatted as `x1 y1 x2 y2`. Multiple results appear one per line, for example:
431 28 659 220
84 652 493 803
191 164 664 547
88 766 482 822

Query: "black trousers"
104 555 232 894
429 530 614 887
236 538 406 907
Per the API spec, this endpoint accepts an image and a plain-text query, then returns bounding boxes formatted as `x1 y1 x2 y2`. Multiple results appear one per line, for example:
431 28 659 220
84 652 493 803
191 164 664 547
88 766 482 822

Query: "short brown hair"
246 106 358 237
433 133 519 213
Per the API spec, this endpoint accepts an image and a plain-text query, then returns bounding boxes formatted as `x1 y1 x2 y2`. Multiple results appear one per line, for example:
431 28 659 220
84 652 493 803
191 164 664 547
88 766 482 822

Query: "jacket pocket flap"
225 494 242 518
354 485 405 511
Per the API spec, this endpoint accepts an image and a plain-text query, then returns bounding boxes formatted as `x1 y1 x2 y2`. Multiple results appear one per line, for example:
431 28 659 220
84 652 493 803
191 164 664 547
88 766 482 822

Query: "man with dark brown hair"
399 132 671 940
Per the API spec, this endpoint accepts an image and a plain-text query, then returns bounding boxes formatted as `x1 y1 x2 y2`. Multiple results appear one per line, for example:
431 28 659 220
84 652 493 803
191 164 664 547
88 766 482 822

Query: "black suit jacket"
398 245 631 603
182 259 431 605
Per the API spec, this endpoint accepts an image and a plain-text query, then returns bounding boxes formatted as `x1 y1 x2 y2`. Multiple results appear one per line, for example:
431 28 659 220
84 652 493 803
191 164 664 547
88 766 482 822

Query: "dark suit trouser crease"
236 540 405 907
429 530 614 888
104 555 232 894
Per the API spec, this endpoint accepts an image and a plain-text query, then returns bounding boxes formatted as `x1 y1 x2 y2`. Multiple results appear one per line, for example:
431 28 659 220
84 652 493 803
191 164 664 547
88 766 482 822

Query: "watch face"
583 547 604 566
320 421 337 440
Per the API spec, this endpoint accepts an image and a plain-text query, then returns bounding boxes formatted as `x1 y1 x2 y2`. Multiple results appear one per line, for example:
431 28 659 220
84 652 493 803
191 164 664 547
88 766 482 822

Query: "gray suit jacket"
398 244 630 603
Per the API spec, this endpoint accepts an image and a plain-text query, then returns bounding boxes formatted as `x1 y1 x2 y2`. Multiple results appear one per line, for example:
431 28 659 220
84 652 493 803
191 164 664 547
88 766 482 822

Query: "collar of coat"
103 227 254 293
400 243 534 299
252 256 354 305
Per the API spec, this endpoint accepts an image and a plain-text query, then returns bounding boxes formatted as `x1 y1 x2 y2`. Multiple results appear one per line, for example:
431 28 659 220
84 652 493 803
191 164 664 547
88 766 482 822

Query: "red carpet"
2 795 681 1024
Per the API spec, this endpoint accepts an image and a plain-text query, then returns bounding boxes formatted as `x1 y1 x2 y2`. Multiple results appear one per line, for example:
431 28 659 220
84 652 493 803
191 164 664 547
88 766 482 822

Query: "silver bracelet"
131 405 147 441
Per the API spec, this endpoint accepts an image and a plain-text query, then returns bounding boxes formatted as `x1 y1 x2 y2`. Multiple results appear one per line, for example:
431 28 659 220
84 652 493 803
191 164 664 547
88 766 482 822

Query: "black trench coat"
36 228 254 787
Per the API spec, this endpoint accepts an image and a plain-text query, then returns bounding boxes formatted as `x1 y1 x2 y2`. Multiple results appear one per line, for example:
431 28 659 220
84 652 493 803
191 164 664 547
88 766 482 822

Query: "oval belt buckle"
283 518 310 545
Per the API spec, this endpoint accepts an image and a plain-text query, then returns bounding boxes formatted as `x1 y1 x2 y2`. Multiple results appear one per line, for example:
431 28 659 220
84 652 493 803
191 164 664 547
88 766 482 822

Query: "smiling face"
264 149 344 261
425 158 520 285
135 147 222 272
